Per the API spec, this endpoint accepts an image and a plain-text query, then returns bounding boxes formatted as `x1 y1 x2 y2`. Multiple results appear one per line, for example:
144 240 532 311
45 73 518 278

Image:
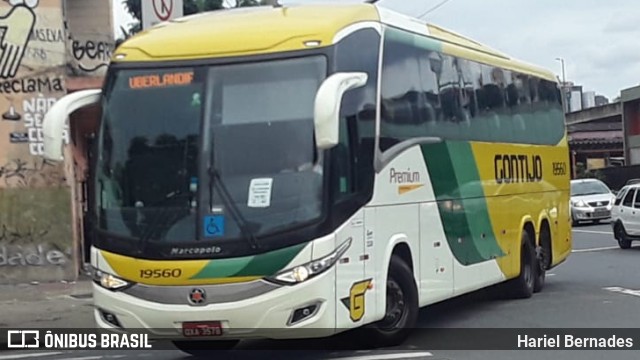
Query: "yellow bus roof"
114 3 556 82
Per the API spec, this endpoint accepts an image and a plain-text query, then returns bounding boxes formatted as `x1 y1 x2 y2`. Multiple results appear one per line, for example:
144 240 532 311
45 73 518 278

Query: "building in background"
566 102 623 176
595 95 610 106
0 0 113 284
622 85 640 165
582 91 596 109
561 81 609 113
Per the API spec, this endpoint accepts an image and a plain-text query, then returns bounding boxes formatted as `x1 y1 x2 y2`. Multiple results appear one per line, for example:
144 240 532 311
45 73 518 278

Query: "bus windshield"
95 56 327 253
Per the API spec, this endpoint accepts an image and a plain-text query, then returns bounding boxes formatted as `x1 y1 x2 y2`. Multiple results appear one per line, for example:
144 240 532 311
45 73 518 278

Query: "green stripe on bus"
421 141 503 265
190 243 306 279
421 141 482 264
447 142 505 261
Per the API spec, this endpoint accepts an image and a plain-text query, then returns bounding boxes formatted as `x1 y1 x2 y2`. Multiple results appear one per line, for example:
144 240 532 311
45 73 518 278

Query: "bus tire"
534 226 551 293
172 340 239 356
507 231 536 299
360 254 418 348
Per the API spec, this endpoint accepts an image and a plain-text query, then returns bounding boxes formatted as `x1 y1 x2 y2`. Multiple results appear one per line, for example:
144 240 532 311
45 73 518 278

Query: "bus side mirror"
314 72 367 150
43 89 102 161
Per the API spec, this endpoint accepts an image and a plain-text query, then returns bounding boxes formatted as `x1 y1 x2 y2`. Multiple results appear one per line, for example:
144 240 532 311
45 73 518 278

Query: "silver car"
570 178 616 225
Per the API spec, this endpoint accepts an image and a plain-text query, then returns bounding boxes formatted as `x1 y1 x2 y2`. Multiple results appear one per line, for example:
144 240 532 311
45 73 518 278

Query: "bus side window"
379 31 424 150
333 27 379 202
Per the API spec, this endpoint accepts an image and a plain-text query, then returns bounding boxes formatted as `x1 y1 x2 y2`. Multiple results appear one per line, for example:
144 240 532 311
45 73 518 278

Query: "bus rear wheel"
360 254 418 348
506 230 536 299
172 339 239 357
534 226 551 293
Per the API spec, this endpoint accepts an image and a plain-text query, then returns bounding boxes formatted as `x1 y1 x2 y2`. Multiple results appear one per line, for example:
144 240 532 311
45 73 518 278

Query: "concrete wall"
0 0 112 284
65 0 113 76
0 0 74 284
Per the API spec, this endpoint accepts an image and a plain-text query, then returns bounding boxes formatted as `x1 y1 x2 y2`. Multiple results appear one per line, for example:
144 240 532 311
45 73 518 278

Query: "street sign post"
142 0 184 29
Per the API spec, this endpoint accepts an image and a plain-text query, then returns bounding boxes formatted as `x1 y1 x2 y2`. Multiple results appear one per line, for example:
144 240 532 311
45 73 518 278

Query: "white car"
612 183 640 249
570 179 616 226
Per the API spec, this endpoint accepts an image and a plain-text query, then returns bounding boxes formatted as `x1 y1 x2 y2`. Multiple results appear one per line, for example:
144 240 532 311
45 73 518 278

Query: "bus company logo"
494 154 543 184
7 330 40 348
188 288 206 305
170 246 222 256
341 279 372 322
389 167 423 195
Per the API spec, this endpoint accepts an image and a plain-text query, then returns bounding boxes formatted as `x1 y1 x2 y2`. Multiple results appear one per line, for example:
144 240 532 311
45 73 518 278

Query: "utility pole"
556 57 570 113
555 57 566 85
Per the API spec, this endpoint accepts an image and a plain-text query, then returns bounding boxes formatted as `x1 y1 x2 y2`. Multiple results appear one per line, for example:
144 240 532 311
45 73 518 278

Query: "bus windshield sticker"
128 71 195 89
203 215 225 238
247 178 273 208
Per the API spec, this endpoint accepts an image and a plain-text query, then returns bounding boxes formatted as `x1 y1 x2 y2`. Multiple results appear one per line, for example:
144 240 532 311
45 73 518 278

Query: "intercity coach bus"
42 2 571 354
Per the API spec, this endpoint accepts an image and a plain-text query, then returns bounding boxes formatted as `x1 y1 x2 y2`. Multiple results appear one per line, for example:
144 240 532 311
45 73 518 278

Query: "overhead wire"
417 0 453 19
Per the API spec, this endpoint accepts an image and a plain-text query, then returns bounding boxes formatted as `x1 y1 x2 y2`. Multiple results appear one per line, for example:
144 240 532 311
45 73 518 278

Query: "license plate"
594 210 609 217
182 321 224 337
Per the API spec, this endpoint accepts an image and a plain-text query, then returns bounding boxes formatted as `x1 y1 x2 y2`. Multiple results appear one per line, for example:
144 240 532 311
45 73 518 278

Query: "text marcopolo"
518 334 633 348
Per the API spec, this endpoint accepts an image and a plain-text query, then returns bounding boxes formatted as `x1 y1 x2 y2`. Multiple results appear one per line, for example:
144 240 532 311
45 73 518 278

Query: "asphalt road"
3 221 640 360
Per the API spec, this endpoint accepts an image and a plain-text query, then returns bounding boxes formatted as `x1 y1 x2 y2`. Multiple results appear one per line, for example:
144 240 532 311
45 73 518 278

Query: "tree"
118 0 271 43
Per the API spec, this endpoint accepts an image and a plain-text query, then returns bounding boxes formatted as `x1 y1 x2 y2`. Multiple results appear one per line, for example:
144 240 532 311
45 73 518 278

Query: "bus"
42 2 571 354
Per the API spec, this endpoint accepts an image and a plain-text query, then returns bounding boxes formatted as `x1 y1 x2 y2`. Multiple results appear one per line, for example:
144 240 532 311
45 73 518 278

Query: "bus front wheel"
360 254 418 348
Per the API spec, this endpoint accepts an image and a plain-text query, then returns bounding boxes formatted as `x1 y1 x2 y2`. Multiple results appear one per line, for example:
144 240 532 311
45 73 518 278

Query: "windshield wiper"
208 167 260 250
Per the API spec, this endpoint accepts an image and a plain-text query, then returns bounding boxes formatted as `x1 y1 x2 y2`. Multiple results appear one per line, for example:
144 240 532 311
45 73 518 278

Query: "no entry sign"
142 0 184 29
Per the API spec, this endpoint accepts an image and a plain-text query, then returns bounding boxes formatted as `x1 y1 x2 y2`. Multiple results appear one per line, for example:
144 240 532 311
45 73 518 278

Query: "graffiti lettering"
0 158 65 187
0 245 68 266
0 224 50 244
24 47 47 61
72 40 112 73
0 76 64 94
72 40 112 61
29 28 64 43
23 95 69 156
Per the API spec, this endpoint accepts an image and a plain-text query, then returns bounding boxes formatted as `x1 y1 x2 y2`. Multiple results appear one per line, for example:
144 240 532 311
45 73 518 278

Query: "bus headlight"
92 268 132 290
267 237 352 285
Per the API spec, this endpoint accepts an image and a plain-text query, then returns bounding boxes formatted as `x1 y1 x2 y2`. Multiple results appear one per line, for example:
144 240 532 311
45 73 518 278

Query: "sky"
112 0 640 100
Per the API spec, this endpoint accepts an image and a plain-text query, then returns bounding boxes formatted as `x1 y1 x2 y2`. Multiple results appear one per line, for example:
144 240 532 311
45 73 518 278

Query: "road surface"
2 221 639 360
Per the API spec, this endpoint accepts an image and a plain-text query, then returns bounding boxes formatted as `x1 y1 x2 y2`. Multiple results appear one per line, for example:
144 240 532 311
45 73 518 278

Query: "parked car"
570 178 616 225
612 184 640 249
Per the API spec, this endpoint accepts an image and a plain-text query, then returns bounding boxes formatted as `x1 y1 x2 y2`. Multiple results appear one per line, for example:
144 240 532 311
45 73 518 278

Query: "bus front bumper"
92 268 337 340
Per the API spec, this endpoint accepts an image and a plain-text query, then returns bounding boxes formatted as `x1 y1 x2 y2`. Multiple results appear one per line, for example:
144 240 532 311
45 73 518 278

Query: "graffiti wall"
65 0 114 76
0 0 74 284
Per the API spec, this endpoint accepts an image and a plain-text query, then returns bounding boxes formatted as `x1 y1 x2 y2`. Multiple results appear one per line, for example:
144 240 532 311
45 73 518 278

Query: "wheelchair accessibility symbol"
204 215 225 237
